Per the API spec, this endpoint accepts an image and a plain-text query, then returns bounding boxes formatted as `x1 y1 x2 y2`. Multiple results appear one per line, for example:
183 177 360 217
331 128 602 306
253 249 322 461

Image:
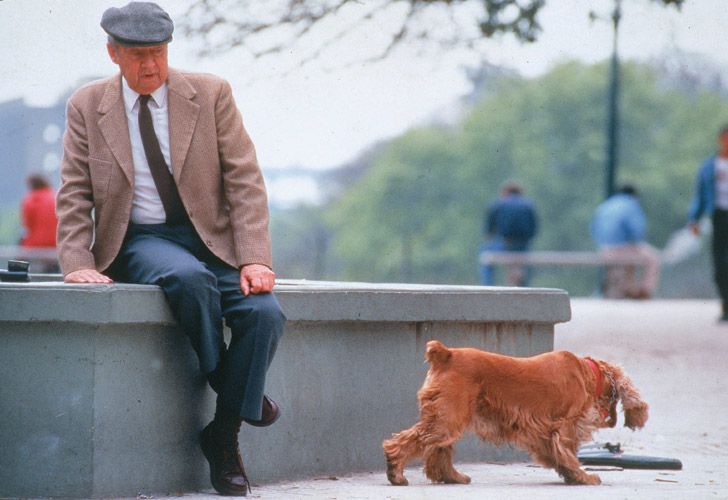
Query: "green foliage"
325 127 469 282
0 206 21 246
271 205 335 279
307 60 728 292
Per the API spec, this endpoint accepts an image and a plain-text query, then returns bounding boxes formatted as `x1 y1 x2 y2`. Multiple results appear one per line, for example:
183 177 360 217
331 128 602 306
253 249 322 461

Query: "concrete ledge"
277 280 570 322
0 279 570 498
0 279 569 324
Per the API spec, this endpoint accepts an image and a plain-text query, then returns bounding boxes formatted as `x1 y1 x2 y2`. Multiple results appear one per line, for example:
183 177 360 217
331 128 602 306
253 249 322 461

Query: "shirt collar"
121 77 168 112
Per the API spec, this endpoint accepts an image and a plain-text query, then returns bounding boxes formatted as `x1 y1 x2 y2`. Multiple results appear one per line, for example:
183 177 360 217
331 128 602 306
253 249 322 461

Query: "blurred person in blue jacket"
479 181 538 286
687 125 728 321
590 184 661 299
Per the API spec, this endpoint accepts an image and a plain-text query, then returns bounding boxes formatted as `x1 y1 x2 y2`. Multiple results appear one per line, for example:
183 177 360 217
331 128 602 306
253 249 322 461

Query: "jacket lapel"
97 74 135 185
167 69 199 182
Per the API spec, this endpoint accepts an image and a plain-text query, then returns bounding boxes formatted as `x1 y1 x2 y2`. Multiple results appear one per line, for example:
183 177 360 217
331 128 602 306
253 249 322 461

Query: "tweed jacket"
56 68 272 275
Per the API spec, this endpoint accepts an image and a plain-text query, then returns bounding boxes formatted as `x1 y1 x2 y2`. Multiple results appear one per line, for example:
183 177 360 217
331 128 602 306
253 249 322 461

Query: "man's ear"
106 42 120 65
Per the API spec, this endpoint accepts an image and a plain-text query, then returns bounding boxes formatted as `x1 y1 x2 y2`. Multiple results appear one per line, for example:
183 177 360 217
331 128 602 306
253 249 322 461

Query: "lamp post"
604 0 622 199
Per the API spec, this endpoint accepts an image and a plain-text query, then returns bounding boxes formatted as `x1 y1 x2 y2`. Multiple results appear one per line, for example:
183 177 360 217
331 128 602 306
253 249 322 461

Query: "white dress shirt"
716 157 728 211
121 78 173 224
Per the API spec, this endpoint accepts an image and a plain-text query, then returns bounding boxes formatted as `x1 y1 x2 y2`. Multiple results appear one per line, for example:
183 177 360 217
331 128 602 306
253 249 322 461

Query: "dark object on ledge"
0 260 30 282
578 442 683 470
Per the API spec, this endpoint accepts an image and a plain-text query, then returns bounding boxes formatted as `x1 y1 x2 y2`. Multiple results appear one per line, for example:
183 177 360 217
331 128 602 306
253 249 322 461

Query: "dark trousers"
479 237 531 286
109 222 285 420
713 209 728 311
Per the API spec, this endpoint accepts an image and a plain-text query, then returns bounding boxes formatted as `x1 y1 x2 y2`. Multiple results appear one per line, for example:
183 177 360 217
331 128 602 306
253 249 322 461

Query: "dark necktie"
138 94 187 225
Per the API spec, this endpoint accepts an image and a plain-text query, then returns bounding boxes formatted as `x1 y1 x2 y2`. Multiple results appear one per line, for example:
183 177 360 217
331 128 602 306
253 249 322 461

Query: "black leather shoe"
200 422 251 496
243 395 280 427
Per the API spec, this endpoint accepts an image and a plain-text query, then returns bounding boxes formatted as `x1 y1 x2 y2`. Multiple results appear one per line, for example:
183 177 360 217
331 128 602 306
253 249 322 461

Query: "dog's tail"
425 340 452 367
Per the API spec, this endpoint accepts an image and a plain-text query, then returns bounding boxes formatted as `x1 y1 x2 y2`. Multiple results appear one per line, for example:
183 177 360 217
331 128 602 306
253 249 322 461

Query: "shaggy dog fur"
383 341 649 486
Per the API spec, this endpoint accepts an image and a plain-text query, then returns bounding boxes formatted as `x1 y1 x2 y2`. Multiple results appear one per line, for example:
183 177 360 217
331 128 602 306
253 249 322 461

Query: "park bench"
479 250 651 267
480 250 654 296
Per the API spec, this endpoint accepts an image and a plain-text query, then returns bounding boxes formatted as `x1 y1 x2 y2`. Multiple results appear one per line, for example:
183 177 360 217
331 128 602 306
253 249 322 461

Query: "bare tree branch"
178 0 685 66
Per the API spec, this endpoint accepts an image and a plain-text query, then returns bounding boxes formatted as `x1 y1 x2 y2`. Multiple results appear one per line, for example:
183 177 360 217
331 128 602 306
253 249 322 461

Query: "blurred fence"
480 250 653 298
0 245 58 273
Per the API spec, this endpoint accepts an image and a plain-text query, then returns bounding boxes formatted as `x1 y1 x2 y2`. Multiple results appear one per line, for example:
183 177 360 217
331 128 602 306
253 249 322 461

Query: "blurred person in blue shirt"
687 125 728 321
479 181 538 286
590 184 660 299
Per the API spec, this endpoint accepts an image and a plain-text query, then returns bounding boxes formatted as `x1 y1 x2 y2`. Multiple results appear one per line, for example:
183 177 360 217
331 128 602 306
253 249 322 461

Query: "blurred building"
0 98 65 208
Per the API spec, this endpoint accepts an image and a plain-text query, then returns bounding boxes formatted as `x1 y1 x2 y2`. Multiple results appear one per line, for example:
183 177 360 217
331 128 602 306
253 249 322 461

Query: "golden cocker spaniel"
383 340 649 486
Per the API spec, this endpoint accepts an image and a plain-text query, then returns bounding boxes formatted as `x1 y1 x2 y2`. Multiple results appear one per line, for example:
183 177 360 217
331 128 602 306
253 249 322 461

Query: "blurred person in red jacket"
21 173 58 248
20 173 59 272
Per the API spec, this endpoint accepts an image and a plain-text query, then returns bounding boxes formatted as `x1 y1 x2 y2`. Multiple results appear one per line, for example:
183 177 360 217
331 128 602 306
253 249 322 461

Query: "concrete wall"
0 279 570 498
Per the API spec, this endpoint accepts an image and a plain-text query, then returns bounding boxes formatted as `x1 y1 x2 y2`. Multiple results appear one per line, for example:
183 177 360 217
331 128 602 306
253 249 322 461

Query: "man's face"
107 43 168 95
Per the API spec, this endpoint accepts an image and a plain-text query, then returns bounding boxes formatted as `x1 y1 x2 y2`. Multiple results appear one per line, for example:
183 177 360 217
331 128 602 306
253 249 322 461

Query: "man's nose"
140 54 157 68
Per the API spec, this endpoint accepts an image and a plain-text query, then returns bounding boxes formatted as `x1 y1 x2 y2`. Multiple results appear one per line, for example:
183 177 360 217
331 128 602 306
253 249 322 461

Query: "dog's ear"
603 362 649 430
425 340 452 366
604 396 618 428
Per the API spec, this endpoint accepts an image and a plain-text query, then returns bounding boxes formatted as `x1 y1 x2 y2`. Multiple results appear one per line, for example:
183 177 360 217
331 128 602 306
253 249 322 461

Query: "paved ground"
152 299 728 499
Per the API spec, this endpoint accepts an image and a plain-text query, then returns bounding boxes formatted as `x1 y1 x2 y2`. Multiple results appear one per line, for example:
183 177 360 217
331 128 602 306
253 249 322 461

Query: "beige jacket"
56 68 272 275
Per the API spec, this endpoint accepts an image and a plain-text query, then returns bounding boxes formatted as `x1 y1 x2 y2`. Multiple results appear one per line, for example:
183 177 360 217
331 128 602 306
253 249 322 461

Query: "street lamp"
604 0 622 199
591 0 622 199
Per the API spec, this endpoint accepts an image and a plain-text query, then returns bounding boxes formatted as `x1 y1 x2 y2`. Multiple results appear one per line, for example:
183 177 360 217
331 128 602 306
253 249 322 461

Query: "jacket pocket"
89 157 113 203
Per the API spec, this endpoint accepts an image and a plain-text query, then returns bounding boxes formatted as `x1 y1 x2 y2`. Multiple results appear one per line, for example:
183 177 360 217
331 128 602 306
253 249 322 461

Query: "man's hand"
688 222 701 236
240 264 275 296
64 268 114 284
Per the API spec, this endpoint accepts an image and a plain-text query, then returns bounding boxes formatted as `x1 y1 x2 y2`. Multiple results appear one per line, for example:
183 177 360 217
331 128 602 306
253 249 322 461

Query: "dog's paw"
444 472 471 484
584 473 602 486
563 470 602 485
386 462 409 486
387 474 409 486
566 473 601 486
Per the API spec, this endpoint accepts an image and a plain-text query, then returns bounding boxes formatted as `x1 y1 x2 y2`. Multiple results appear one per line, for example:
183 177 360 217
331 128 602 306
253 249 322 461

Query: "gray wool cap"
101 2 174 46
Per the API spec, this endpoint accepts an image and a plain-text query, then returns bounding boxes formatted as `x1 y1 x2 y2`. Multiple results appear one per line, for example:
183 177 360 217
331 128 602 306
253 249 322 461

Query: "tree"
319 60 728 292
270 205 334 278
325 126 466 282
179 0 683 65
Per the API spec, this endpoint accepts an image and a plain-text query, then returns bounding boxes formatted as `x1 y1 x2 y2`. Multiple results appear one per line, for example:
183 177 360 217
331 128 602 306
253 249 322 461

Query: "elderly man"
56 2 285 495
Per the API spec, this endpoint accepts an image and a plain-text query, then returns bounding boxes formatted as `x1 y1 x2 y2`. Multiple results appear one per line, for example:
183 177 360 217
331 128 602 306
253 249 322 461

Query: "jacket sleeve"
485 203 498 237
20 195 32 239
55 97 97 274
214 80 273 269
527 203 538 240
687 159 711 223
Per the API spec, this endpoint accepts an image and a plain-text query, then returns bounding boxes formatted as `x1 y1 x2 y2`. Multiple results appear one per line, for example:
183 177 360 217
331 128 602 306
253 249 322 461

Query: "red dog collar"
585 357 603 397
585 357 610 420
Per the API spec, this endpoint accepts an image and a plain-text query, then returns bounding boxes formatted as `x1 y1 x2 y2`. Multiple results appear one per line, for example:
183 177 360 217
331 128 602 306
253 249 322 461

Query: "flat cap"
101 2 173 46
